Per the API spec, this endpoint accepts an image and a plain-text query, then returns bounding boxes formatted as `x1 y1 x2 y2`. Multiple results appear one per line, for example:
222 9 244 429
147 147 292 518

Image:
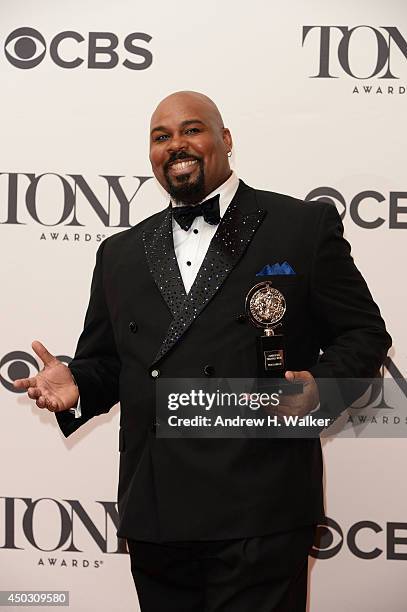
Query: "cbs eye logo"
5 27 46 69
4 26 153 70
0 351 71 392
311 518 344 559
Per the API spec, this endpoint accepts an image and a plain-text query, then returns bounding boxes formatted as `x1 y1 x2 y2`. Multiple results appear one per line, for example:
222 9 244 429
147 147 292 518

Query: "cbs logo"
311 517 407 560
305 187 407 229
4 27 153 70
0 350 71 392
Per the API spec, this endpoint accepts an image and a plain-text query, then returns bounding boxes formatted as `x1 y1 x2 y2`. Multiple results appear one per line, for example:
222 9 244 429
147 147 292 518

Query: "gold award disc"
245 281 286 328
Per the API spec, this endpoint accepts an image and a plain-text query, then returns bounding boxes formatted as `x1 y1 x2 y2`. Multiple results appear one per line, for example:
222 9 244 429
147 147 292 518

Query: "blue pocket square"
256 262 296 276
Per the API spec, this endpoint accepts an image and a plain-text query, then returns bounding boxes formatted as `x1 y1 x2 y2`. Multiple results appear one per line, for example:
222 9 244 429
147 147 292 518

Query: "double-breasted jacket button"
203 365 215 377
129 321 138 333
236 313 247 324
150 368 160 379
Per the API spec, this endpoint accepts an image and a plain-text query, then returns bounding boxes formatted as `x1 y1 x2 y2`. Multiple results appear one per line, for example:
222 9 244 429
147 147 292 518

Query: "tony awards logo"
245 281 286 377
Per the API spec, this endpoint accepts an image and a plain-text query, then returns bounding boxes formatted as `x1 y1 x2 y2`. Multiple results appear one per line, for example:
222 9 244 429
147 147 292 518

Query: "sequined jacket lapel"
143 180 266 365
142 207 187 319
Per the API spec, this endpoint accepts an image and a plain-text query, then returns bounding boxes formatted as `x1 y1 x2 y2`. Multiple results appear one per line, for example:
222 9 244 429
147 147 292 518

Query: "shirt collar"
170 171 239 219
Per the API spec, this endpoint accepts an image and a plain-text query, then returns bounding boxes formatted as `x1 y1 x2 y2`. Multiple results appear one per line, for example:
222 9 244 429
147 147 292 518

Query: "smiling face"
149 91 232 205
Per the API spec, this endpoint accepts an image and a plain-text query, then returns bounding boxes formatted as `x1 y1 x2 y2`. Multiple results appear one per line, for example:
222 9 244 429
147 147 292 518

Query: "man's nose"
167 132 187 153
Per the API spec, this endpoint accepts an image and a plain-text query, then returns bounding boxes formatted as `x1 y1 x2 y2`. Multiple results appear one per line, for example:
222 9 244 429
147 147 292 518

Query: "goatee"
164 153 206 206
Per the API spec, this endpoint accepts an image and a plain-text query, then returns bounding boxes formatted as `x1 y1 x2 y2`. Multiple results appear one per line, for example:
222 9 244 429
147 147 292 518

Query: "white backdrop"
1 1 406 610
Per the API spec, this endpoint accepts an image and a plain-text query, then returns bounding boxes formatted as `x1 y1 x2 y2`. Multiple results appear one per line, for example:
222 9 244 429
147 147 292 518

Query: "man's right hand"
13 341 79 413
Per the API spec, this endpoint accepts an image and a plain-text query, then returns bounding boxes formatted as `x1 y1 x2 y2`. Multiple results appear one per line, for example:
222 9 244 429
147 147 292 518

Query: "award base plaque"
256 330 285 377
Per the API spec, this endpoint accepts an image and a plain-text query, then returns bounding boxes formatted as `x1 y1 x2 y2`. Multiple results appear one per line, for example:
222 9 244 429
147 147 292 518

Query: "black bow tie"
172 194 221 231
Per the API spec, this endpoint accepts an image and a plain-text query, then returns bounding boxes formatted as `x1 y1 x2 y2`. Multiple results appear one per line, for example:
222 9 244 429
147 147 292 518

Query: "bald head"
149 91 232 204
150 91 225 131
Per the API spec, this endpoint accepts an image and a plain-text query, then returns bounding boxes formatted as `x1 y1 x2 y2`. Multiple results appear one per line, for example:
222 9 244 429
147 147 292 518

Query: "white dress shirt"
172 171 239 293
72 171 240 418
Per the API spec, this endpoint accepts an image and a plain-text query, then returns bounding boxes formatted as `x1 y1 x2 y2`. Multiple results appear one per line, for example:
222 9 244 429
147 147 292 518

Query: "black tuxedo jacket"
57 180 391 542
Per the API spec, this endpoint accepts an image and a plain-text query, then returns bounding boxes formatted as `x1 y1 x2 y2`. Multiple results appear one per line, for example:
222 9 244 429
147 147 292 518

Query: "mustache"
164 151 202 172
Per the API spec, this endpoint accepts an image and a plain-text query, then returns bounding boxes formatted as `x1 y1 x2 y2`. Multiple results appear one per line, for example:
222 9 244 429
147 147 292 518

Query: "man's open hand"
13 341 79 413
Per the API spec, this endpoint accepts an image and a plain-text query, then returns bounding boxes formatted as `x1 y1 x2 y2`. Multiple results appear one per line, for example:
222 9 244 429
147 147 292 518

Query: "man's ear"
222 128 233 152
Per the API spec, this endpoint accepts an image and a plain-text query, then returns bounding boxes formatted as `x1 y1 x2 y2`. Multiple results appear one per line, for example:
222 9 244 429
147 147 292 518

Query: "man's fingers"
28 387 42 400
13 377 37 390
285 370 313 384
36 394 58 412
15 372 61 412
32 340 56 367
36 396 46 409
285 370 307 382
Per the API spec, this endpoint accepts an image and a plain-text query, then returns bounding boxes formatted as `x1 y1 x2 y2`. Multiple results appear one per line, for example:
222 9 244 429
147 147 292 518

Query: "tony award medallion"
245 281 287 378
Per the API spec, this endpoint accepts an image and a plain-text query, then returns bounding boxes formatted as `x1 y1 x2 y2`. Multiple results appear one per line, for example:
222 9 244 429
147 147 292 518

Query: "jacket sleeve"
56 240 120 437
308 203 392 412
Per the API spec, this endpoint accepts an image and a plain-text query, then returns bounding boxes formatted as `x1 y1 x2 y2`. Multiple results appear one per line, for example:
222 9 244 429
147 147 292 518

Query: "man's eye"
185 128 200 134
155 134 169 142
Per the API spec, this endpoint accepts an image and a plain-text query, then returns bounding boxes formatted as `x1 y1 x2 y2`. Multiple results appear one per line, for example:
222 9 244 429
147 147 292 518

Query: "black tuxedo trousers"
128 524 316 612
57 181 391 542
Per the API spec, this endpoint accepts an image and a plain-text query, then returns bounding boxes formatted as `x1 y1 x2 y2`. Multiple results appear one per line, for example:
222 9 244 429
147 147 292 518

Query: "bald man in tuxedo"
15 91 391 611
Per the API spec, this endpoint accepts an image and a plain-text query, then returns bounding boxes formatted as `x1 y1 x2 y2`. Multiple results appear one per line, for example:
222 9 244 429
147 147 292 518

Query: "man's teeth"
171 160 198 171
